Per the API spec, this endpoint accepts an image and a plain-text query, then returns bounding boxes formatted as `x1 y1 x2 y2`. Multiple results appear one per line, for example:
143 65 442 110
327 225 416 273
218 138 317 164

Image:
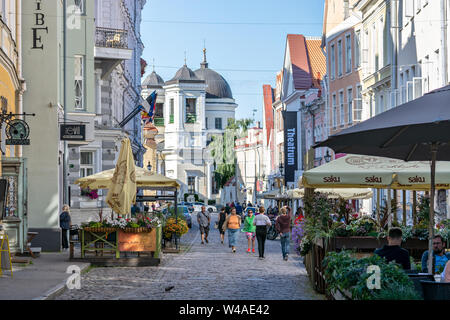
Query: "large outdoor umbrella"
315 84 450 274
75 166 180 190
105 138 137 216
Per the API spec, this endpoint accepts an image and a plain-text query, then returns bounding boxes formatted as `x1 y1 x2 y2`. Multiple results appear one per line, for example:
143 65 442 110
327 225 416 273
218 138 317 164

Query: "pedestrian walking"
253 206 271 259
197 206 211 244
217 207 227 244
222 208 241 253
276 207 292 261
60 204 71 251
242 208 256 253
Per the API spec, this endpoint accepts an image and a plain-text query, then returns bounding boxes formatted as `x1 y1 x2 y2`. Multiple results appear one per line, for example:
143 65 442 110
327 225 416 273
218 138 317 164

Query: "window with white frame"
332 93 337 128
354 85 362 121
339 91 344 125
80 150 95 194
215 117 222 130
330 44 336 80
345 34 352 73
187 176 196 194
74 0 85 14
355 30 361 68
74 55 84 110
338 40 343 77
372 23 377 71
378 17 384 69
347 87 353 124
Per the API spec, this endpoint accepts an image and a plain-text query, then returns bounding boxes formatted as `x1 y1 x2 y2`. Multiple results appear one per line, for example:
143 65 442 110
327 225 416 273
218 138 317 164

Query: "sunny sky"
140 0 324 124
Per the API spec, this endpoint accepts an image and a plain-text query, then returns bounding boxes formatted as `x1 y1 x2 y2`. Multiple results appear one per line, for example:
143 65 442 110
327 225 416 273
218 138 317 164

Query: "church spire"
201 45 208 69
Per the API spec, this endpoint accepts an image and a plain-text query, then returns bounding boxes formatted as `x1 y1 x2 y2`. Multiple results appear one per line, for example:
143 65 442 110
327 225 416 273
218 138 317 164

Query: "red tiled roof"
286 35 326 91
305 38 326 90
287 34 312 90
263 84 274 146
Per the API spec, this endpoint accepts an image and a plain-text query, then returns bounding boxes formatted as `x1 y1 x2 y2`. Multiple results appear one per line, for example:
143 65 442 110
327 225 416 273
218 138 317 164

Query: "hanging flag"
146 91 157 123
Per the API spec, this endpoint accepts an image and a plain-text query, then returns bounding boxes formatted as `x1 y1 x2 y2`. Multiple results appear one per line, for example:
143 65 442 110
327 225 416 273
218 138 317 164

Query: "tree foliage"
208 118 254 189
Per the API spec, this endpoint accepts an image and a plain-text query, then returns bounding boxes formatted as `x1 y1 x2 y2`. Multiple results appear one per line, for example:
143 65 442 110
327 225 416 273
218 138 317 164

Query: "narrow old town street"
57 213 323 300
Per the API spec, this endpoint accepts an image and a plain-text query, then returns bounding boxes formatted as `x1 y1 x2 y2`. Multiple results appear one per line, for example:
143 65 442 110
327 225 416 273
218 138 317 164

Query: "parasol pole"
427 143 437 274
387 188 392 228
377 189 381 231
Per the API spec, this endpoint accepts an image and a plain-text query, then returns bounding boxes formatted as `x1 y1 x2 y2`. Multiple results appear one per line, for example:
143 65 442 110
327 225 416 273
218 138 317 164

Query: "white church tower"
162 50 237 203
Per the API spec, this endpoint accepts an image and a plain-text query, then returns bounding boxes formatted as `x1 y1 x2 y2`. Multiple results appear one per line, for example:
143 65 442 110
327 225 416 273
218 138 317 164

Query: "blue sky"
140 0 324 124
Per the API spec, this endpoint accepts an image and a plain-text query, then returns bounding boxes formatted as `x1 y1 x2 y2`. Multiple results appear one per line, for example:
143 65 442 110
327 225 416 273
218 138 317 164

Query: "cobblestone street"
57 213 324 300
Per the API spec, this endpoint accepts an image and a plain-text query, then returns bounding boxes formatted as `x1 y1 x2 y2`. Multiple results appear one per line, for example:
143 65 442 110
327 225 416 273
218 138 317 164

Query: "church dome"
142 71 164 88
194 54 233 99
167 65 200 83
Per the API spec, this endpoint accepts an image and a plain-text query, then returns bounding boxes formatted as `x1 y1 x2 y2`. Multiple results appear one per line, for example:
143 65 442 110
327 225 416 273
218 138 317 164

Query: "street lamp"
324 150 332 163
279 163 284 175
147 161 152 172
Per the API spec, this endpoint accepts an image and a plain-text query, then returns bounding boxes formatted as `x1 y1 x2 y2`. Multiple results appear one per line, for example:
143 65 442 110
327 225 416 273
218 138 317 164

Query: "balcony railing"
154 117 164 126
186 113 196 123
95 27 128 49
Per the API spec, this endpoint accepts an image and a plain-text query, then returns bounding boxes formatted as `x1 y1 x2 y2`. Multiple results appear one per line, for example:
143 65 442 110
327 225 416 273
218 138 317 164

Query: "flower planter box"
83 227 117 233
122 227 153 233
308 236 429 295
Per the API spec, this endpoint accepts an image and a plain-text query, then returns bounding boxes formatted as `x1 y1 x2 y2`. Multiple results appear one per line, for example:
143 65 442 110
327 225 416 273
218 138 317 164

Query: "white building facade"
159 53 237 203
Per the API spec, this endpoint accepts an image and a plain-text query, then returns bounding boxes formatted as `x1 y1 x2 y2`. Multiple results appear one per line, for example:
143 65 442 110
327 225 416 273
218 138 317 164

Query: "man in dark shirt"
374 227 411 270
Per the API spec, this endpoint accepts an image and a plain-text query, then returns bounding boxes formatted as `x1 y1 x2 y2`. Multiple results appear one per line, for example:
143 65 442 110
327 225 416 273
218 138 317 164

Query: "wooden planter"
308 236 429 295
122 227 153 233
83 227 117 233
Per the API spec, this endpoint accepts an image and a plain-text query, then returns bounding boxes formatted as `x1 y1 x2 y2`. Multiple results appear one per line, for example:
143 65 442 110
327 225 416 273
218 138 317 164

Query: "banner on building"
283 111 298 184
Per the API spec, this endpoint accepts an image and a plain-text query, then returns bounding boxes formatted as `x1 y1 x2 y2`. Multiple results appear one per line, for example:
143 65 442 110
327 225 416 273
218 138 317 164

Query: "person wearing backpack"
222 208 241 253
197 206 211 245
242 208 256 253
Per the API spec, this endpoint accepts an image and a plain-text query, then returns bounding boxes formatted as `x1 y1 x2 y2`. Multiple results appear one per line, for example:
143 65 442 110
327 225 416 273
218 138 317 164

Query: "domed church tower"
161 50 237 203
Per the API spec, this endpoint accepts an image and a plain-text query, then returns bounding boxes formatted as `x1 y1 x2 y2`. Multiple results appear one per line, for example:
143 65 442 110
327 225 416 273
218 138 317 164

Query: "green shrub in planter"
323 250 421 300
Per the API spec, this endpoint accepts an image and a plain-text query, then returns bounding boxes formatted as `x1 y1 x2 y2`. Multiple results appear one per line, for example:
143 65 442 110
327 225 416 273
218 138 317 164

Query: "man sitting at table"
421 235 450 274
374 227 411 270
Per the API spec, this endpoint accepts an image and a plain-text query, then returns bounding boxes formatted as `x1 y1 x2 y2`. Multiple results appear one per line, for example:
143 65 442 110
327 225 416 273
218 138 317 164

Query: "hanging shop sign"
283 111 298 184
60 124 86 141
6 119 30 145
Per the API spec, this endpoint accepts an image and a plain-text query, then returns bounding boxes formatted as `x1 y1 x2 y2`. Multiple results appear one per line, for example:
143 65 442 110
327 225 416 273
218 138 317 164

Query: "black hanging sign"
60 124 86 141
283 111 298 184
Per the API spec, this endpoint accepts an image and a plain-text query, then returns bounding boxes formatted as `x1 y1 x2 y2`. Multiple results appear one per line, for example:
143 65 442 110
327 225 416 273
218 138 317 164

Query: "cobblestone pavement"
57 213 324 300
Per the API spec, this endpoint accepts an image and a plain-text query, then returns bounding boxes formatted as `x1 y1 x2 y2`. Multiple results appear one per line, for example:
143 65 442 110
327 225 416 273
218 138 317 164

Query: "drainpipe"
63 0 68 206
441 0 448 86
392 0 399 98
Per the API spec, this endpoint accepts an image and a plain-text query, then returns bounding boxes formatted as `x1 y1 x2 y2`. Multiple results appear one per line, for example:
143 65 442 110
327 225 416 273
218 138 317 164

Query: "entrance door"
1 158 27 253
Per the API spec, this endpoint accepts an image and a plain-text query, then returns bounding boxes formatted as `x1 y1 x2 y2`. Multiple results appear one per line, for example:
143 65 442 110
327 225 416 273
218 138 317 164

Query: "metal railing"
186 113 196 123
95 27 128 49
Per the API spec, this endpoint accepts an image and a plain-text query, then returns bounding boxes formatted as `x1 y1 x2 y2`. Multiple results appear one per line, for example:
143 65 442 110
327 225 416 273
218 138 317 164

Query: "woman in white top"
253 206 271 260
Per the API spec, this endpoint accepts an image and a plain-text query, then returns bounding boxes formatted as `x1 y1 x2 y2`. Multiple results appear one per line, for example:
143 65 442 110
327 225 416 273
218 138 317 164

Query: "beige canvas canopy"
302 154 450 190
75 166 180 190
287 188 373 200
